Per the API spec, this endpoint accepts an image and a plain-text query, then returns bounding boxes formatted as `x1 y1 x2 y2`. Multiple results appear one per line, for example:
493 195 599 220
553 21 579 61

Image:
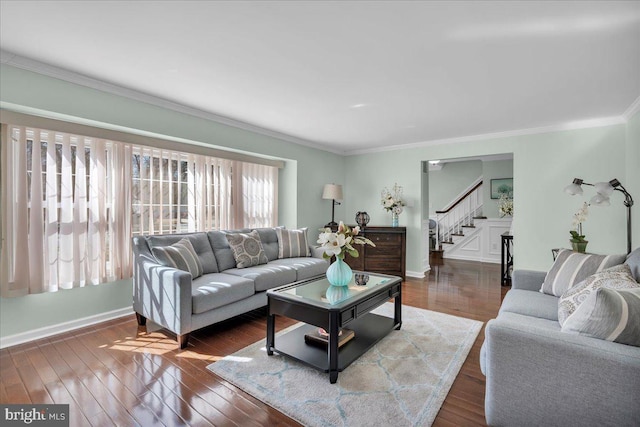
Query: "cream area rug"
207 303 483 427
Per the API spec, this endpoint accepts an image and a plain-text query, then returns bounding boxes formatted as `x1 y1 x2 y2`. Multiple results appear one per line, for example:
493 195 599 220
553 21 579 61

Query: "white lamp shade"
564 183 583 195
322 184 343 200
590 193 611 206
594 181 614 196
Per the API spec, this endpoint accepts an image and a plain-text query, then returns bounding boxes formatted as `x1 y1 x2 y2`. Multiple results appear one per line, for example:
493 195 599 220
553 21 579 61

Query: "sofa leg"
135 313 147 326
178 334 189 349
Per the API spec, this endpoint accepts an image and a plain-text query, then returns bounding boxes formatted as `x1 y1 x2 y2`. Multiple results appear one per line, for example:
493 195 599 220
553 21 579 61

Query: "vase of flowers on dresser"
381 183 405 227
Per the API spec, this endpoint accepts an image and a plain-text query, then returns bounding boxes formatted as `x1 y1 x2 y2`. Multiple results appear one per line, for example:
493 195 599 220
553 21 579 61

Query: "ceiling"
1 1 639 155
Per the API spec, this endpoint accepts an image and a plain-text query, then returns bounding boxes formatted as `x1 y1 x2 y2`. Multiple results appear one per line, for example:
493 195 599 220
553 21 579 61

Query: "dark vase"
355 211 370 227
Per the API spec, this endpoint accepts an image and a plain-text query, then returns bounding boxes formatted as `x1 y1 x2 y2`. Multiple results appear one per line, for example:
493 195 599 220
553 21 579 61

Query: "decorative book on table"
304 328 355 348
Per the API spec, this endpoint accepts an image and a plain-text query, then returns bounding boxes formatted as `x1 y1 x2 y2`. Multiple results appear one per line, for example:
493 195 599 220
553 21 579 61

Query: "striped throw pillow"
561 287 640 347
276 227 310 258
151 238 204 279
558 264 640 326
540 249 626 297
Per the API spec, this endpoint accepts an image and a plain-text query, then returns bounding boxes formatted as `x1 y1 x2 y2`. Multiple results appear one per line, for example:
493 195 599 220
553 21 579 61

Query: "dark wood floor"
0 259 508 426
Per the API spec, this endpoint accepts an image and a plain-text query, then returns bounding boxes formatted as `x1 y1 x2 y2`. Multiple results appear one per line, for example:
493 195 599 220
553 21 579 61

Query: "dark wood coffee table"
266 272 402 383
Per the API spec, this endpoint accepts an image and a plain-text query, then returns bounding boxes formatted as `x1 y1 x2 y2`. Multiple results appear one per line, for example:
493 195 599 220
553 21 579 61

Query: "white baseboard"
406 270 426 278
0 307 134 349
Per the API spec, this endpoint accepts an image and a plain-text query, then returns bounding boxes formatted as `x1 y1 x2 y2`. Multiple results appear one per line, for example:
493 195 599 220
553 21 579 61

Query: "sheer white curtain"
0 125 131 296
238 161 278 228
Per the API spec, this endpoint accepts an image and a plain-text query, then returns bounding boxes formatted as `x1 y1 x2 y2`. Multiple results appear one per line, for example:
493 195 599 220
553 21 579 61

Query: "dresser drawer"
367 233 402 244
365 258 401 271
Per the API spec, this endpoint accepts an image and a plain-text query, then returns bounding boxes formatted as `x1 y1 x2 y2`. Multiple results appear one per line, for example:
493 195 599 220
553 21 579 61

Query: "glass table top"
276 273 396 306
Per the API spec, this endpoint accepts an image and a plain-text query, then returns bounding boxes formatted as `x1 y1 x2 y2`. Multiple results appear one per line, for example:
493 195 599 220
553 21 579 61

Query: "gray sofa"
132 227 328 348
481 248 640 426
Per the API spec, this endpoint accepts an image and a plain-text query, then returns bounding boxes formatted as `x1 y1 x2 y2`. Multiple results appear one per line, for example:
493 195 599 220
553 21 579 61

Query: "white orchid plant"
381 183 405 215
570 202 589 243
317 221 375 260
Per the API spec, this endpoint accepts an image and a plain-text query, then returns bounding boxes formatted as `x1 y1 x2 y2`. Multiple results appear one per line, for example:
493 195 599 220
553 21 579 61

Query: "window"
1 124 278 297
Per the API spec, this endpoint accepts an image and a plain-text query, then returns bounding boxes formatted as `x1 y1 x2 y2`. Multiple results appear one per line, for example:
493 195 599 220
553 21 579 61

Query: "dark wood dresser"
345 226 406 279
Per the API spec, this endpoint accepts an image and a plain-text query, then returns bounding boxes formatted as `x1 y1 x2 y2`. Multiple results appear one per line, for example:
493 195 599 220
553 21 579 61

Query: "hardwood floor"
0 259 508 426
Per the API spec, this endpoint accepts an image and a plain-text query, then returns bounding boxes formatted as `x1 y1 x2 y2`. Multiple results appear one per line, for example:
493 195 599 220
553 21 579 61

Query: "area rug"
207 303 483 426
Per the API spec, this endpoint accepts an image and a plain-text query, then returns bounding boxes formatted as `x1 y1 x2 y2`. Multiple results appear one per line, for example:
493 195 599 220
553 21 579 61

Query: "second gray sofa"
132 227 328 348
480 248 640 426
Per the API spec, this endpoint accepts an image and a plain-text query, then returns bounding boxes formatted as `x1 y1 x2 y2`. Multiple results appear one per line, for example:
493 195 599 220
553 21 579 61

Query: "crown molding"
345 116 627 156
622 95 640 120
2 50 637 157
0 50 344 155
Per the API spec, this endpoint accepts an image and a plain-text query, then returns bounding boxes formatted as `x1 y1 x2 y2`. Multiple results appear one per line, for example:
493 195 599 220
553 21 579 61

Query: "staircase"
426 176 512 265
433 178 484 250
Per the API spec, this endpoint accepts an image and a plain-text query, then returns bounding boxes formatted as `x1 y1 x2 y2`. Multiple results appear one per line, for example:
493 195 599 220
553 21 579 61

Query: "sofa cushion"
625 247 640 282
151 238 204 279
224 264 297 292
500 289 559 321
276 227 310 258
147 232 218 273
226 230 269 268
540 249 626 296
208 231 237 272
558 264 639 326
269 257 328 281
191 273 255 314
562 287 640 347
254 227 280 262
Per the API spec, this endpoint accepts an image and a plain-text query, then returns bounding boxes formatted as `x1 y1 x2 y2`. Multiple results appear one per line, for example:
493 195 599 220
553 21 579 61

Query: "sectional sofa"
481 248 640 426
132 227 328 348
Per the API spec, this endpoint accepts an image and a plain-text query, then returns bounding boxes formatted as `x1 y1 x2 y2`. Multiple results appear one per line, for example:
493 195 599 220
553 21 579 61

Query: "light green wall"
482 159 514 218
0 64 346 338
1 63 637 340
428 160 482 216
626 110 640 248
345 125 629 274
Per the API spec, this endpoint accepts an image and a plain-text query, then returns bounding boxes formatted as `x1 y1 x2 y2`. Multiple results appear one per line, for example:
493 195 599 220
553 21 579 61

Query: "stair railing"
434 181 483 249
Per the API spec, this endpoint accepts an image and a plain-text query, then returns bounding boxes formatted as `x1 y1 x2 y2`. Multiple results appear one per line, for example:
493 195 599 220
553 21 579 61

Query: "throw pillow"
226 230 268 268
151 238 204 279
558 264 639 326
561 287 640 347
276 227 310 258
540 249 626 297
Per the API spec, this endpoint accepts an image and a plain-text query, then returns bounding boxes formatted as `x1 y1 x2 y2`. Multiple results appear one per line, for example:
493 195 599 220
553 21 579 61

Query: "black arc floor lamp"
564 178 634 254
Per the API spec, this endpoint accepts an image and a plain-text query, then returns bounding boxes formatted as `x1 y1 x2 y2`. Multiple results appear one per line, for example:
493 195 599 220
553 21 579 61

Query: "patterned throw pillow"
226 230 268 268
276 227 310 258
561 287 640 347
151 238 204 279
558 264 639 326
540 249 626 297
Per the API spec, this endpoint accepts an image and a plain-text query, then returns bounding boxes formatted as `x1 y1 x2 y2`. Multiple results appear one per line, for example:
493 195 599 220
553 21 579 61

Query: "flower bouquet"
317 222 375 287
498 195 513 217
381 183 405 226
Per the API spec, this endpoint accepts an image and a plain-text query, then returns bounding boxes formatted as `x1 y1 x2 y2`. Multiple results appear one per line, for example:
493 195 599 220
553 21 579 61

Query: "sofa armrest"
484 313 640 426
511 269 546 291
132 254 192 336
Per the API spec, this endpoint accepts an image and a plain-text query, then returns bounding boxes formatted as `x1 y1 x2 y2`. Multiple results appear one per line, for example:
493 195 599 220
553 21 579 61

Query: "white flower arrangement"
498 194 513 217
317 221 375 260
570 202 589 243
381 183 405 215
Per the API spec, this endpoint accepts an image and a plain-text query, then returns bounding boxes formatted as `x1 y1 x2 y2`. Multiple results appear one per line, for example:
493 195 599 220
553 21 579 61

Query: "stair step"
451 233 464 237
473 216 487 219
441 240 454 244
461 224 476 228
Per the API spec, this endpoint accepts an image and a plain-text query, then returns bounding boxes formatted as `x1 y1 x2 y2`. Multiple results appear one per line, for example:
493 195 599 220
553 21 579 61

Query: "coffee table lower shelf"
270 313 397 373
